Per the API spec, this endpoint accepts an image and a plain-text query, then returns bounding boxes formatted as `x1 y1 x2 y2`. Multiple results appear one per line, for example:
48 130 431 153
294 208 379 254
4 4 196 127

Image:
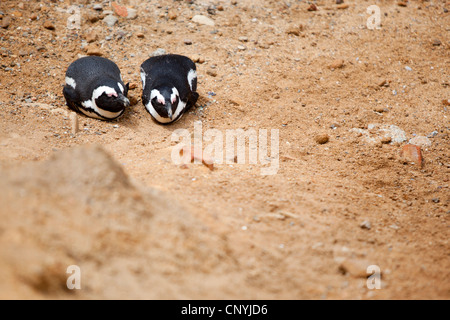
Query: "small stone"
397 1 407 7
183 39 193 45
152 48 166 56
207 69 217 77
128 95 138 106
286 26 300 36
1 16 11 29
93 4 103 11
86 44 103 56
103 15 118 27
405 66 412 71
18 3 25 10
329 59 345 69
136 32 145 38
408 136 431 148
43 21 55 30
237 45 246 51
85 32 98 43
432 39 441 46
432 198 440 203
191 54 205 64
30 13 38 21
128 83 138 90
400 144 423 166
238 36 248 42
168 9 177 20
336 0 344 4
360 220 372 230
378 80 389 87
443 99 450 106
307 4 317 11
339 259 372 278
381 136 392 144
19 50 28 57
87 14 100 23
374 106 387 113
111 2 128 17
192 14 215 26
12 11 22 18
126 8 138 20
315 134 329 145
336 4 349 9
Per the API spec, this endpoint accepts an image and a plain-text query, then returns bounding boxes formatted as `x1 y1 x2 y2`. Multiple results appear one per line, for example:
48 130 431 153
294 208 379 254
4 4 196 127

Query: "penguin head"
149 86 180 123
93 80 130 113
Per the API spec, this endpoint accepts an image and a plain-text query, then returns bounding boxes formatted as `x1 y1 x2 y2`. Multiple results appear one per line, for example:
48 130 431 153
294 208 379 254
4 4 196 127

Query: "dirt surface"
0 0 449 300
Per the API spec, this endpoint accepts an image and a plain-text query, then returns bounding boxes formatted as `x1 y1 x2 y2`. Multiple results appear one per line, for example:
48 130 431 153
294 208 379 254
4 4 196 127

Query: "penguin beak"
167 106 173 120
120 94 130 107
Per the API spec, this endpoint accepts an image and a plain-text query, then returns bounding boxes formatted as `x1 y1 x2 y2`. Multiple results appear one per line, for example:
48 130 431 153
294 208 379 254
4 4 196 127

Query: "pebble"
405 66 412 71
126 8 138 20
136 32 145 38
432 39 441 46
206 69 217 77
152 48 166 56
85 32 98 43
400 144 423 166
427 131 438 138
238 36 248 42
336 0 344 4
336 4 349 9
43 21 55 30
1 16 12 29
192 15 215 26
397 1 407 7
408 136 431 148
168 9 177 20
86 44 103 56
360 220 372 230
103 15 118 27
30 13 38 21
307 4 317 11
111 2 128 17
315 134 329 145
93 4 103 11
338 259 371 278
191 54 205 64
183 39 193 45
237 45 246 51
329 59 345 70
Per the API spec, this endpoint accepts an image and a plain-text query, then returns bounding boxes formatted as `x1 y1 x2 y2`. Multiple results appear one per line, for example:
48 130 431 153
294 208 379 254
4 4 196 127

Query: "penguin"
63 56 130 121
140 54 199 124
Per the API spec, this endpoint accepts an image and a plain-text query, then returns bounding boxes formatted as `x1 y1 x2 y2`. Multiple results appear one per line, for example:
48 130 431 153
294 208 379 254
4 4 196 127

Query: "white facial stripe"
140 69 146 88
118 82 124 93
150 89 165 105
187 69 197 91
81 86 123 120
145 102 173 124
172 100 186 122
93 86 117 100
65 76 76 89
171 87 179 104
81 100 123 120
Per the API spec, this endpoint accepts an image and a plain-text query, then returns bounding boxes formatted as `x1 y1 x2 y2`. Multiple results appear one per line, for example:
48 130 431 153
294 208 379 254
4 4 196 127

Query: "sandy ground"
0 0 449 299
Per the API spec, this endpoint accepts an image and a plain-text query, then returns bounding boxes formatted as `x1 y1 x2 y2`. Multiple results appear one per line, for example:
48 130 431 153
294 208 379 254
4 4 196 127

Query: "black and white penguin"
63 56 130 120
140 54 199 124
